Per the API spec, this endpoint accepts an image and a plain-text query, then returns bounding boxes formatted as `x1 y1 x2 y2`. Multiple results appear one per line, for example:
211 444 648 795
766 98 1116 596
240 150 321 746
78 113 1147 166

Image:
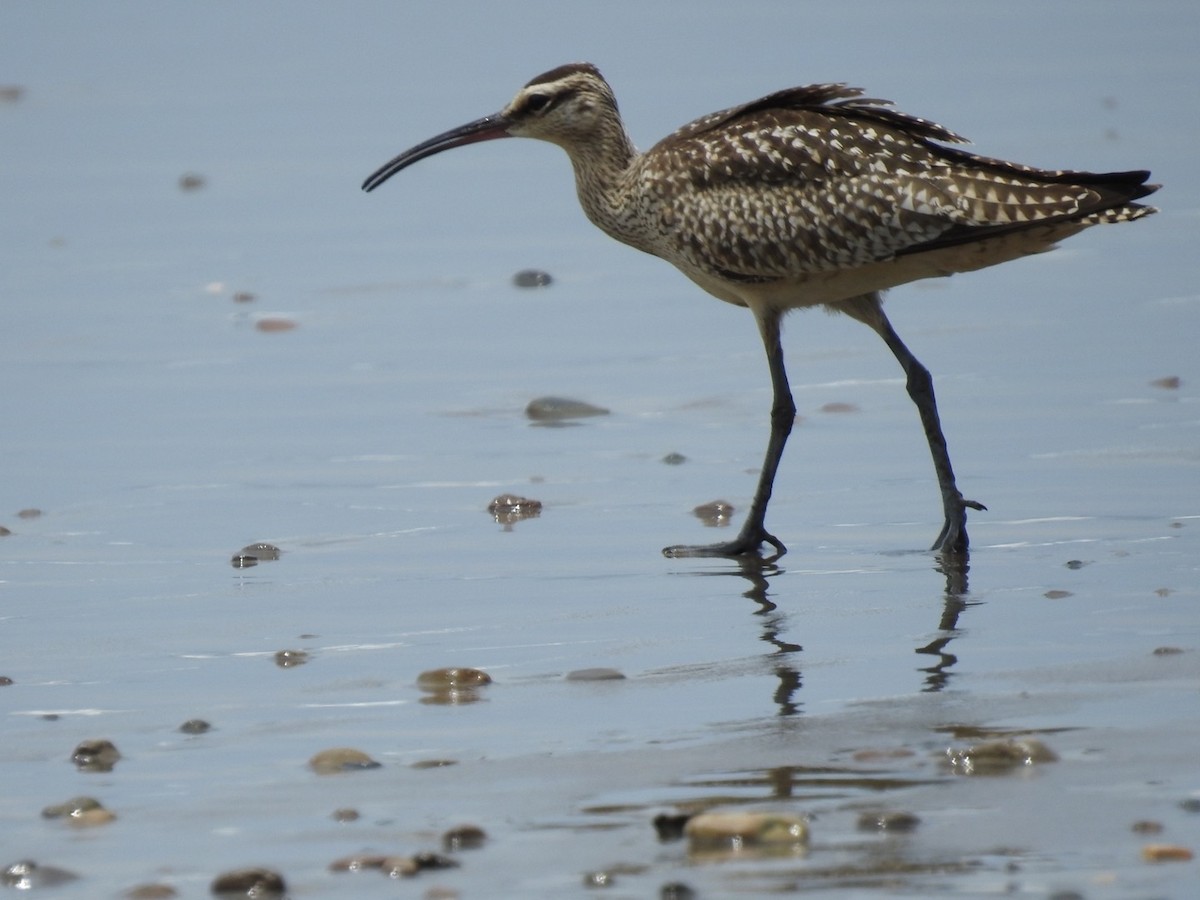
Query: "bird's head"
362 62 618 192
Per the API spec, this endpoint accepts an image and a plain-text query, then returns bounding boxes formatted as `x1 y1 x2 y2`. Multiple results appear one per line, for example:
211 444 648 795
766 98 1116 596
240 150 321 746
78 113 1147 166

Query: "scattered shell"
944 737 1058 775
856 810 920 833
525 396 609 421
566 667 626 682
308 747 382 774
513 268 553 288
1150 375 1181 390
274 649 309 668
1141 843 1193 862
178 172 206 191
209 867 286 897
487 493 542 526
71 738 121 772
692 500 734 527
442 824 487 851
179 718 211 734
1 859 79 889
684 810 809 856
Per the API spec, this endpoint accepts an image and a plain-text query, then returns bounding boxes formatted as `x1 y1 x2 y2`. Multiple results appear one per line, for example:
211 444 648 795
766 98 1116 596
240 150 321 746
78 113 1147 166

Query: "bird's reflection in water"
679 555 803 717
915 550 978 692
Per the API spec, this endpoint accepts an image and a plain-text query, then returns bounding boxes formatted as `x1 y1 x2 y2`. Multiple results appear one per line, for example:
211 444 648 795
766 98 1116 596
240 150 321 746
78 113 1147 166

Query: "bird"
362 62 1158 560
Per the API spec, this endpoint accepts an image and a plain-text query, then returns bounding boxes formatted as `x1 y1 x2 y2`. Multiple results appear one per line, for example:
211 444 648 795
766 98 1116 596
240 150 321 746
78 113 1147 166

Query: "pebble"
124 885 178 899
417 667 492 691
1141 843 1193 862
512 268 553 287
210 867 286 896
487 494 542 526
820 401 859 413
16 508 41 519
661 452 687 465
71 738 121 772
944 737 1058 775
254 317 297 333
178 172 206 191
856 810 920 833
684 810 809 854
308 747 382 774
230 554 258 569
652 812 692 841
179 718 212 734
41 796 116 826
332 807 360 822
524 396 609 421
274 649 309 668
240 542 281 560
442 824 487 851
660 883 697 900
1 859 79 889
692 499 735 526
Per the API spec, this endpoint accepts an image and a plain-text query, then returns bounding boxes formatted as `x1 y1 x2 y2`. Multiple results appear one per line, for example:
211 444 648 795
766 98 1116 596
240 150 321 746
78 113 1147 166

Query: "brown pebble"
41 796 103 819
180 718 211 734
1131 820 1164 834
566 667 626 682
329 854 388 872
209 867 286 896
1043 590 1072 600
255 317 297 333
0 676 12 686
124 884 178 899
0 526 11 536
230 554 258 569
2 859 79 889
71 738 121 772
851 747 915 762
178 172 206 191
274 649 309 668
1150 376 1181 390
0 86 25 103
308 747 381 774
442 824 487 851
417 667 492 691
692 499 734 526
16 508 41 519
1141 843 1193 862
487 493 543 527
944 737 1058 775
411 759 458 770
332 807 360 822
525 396 609 421
232 291 257 304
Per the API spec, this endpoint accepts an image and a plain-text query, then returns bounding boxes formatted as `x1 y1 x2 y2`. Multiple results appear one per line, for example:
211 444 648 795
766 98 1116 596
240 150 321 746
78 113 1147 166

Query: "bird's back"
629 84 1157 297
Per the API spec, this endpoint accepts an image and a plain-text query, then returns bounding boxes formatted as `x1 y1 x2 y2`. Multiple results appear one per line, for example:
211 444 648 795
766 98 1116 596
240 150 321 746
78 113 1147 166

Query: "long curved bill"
362 113 513 192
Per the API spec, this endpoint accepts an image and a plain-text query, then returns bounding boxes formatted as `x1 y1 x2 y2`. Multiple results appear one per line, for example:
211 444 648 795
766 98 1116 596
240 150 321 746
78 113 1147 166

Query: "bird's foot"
930 496 987 554
663 527 786 560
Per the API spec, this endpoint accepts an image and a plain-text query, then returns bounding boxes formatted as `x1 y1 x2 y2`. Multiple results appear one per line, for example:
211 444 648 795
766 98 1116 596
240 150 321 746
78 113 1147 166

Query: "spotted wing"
644 85 1156 282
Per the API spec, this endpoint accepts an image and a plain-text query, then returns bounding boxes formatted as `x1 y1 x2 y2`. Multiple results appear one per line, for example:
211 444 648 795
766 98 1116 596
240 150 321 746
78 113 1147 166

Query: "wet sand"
2 2 1198 896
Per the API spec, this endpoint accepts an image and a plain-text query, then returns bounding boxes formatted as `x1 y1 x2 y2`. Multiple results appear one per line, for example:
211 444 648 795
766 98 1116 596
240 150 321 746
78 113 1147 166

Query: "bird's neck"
561 127 653 252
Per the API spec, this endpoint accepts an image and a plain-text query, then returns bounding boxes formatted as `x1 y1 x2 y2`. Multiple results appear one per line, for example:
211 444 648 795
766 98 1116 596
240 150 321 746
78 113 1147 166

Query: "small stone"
0 676 12 686
417 667 492 691
232 291 257 304
308 747 382 774
16 508 41 519
178 172 206 191
513 268 553 288
230 554 258 568
442 824 487 851
1178 797 1200 813
209 867 286 896
1141 843 1193 862
2 859 79 889
692 499 734 526
661 452 687 465
653 813 692 841
820 401 859 413
1152 646 1185 656
255 317 297 333
411 758 458 770
1064 559 1087 569
1043 590 1072 600
274 649 309 668
684 810 809 853
329 854 387 872
71 738 121 772
332 807 360 822
660 883 697 900
944 737 1058 775
41 796 103 819
524 396 609 421
240 542 281 560
0 525 11 536
1150 375 1181 389
124 884 179 898
1131 820 1163 834
487 493 542 525
180 718 212 734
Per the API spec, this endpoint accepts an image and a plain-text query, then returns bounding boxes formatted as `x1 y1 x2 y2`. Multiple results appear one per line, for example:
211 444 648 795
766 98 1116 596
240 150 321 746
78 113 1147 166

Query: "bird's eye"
524 93 551 114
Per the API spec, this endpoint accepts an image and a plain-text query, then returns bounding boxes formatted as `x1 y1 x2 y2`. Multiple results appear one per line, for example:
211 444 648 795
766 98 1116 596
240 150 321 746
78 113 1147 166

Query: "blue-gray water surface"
2 2 1198 897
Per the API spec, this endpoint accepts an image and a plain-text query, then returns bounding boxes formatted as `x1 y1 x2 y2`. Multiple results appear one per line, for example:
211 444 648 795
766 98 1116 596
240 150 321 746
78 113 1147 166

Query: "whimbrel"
363 63 1158 559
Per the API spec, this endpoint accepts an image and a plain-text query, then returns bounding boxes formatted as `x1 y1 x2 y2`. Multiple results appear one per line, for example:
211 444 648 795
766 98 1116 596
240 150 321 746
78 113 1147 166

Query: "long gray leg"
664 307 793 559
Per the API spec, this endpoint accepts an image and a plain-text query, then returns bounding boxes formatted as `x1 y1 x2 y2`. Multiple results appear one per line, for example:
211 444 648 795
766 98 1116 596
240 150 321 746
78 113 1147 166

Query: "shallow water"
2 2 1199 897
